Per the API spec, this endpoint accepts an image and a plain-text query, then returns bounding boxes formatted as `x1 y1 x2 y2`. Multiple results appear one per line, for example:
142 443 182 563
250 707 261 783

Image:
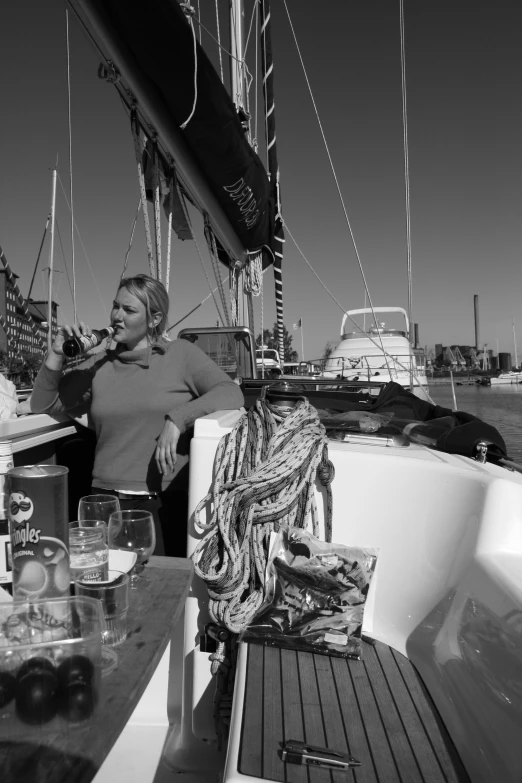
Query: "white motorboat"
323 306 429 395
489 371 522 385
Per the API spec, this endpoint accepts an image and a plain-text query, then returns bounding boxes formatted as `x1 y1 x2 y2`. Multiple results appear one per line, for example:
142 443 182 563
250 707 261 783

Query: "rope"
56 173 109 323
204 220 231 326
153 143 162 281
65 9 77 322
130 112 155 277
244 252 263 296
400 0 413 337
165 174 173 292
192 397 334 634
214 0 224 82
121 198 141 279
229 267 238 326
180 3 198 129
175 180 225 325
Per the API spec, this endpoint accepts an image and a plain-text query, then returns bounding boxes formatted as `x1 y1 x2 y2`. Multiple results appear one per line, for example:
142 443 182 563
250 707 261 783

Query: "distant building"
0 269 58 359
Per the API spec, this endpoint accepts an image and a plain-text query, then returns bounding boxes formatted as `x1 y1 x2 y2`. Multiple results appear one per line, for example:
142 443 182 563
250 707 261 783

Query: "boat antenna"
66 9 77 322
400 0 413 339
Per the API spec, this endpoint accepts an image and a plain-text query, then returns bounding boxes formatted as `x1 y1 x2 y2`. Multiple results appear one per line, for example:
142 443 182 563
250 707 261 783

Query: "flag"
293 318 302 330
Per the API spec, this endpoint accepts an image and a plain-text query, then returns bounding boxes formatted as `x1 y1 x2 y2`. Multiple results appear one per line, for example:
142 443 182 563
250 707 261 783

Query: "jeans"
91 487 188 558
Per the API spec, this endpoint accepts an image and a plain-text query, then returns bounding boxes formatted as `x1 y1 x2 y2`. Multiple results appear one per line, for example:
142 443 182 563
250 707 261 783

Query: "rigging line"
194 18 254 90
169 275 228 331
180 9 199 129
13 213 51 347
56 172 109 322
121 197 142 279
244 0 259 54
400 0 413 336
55 219 75 304
65 9 77 322
253 0 259 152
197 0 202 43
283 220 423 381
174 178 226 325
214 0 224 82
281 0 391 376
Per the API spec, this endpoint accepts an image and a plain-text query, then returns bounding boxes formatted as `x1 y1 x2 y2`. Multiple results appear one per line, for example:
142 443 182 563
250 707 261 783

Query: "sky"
1 1 522 361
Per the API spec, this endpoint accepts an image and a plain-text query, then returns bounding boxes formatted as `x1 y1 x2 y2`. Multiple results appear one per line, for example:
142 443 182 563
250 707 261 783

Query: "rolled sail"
100 0 276 267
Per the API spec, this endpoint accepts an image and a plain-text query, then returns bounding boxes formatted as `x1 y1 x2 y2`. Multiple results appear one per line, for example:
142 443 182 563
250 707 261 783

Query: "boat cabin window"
180 331 254 378
256 349 279 363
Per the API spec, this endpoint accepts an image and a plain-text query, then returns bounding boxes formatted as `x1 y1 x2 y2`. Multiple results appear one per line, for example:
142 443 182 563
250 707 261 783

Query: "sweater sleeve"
167 341 244 433
30 354 99 415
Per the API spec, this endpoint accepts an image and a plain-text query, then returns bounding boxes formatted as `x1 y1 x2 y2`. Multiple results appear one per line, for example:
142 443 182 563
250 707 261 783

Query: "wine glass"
79 495 121 527
108 510 156 588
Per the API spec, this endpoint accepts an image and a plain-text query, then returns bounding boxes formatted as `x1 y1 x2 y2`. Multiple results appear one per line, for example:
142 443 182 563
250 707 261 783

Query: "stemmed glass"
79 494 121 526
108 510 156 588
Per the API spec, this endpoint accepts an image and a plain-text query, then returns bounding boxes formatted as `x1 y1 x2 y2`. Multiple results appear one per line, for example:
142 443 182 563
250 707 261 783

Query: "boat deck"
238 640 470 782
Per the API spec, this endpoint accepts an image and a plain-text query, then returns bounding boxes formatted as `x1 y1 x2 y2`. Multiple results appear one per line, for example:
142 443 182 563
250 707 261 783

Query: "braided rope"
244 251 263 296
193 397 334 633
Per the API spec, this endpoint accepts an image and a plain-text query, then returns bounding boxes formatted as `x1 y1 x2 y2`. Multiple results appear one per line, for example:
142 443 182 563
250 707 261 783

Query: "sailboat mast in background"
47 166 57 352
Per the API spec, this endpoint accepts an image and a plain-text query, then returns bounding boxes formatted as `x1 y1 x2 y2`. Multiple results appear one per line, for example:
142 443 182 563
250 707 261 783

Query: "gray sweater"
31 338 244 492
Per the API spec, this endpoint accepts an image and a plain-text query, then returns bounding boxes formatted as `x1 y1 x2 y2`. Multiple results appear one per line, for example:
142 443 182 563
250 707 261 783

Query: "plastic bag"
0 373 18 421
242 526 378 659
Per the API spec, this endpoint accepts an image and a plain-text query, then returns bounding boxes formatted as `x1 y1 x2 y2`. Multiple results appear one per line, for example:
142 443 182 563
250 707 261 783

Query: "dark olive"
0 671 16 709
17 656 55 681
58 681 96 722
16 669 58 725
57 655 95 687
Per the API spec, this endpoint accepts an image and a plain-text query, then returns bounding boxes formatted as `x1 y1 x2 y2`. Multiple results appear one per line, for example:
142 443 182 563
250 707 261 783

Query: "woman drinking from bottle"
30 273 244 555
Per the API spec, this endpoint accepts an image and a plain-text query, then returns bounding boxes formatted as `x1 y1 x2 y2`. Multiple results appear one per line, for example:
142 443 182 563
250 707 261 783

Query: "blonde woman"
31 274 244 555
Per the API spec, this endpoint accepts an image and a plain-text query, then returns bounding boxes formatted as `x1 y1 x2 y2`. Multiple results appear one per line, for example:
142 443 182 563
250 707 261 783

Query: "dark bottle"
62 327 114 358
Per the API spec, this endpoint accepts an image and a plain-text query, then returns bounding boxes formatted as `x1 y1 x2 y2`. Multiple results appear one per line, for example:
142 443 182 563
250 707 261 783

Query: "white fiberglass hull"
164 409 522 783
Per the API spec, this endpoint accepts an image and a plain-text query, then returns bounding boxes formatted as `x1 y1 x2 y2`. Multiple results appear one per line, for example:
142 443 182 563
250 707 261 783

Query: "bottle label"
71 558 109 583
78 333 101 352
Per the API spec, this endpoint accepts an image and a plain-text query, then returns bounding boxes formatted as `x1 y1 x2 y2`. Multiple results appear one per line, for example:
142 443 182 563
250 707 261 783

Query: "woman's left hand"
155 419 181 476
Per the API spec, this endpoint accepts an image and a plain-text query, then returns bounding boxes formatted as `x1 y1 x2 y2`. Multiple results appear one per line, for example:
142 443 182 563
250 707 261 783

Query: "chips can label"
7 466 70 601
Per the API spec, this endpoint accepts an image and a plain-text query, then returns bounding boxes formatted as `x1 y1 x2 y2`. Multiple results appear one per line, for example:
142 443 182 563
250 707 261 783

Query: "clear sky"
1 1 521 360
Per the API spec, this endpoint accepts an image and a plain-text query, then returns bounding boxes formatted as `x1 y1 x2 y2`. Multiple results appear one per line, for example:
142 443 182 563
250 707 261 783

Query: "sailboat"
37 2 522 782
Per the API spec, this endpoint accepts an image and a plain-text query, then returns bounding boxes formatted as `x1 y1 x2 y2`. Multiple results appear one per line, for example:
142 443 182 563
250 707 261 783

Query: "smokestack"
414 323 419 349
474 294 480 349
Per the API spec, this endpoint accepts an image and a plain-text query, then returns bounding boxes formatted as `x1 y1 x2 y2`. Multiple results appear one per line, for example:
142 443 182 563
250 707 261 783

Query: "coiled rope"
193 396 334 634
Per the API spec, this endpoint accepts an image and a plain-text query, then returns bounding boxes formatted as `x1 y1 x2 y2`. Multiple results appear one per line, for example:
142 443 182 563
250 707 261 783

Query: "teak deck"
239 641 470 783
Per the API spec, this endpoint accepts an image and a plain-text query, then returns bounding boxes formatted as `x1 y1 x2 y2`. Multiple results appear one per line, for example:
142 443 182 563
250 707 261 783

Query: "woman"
30 274 244 555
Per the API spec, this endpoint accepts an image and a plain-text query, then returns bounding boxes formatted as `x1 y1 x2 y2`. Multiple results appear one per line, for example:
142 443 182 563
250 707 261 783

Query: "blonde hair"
117 274 169 339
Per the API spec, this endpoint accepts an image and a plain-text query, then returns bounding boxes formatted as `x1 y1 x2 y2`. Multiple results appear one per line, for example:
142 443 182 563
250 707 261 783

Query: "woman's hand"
46 323 92 370
155 418 181 476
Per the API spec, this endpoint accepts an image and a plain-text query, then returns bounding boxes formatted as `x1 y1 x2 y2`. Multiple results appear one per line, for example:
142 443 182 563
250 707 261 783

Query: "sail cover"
101 0 276 268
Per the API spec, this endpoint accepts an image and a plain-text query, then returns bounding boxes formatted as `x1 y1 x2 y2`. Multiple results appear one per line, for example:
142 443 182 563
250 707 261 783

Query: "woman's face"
110 288 151 350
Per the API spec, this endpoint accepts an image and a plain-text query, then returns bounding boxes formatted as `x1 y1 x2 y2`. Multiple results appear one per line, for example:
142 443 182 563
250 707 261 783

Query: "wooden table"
0 556 193 783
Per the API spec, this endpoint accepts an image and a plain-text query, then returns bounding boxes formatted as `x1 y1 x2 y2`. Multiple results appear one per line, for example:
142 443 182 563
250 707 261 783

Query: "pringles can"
7 465 70 601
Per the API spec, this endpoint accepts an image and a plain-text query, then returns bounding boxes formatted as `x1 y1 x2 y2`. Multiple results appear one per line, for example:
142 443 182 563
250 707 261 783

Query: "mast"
48 166 57 351
513 318 518 369
229 0 254 333
260 0 285 363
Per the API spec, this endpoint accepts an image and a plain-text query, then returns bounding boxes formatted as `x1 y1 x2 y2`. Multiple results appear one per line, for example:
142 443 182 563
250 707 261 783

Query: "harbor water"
428 383 522 463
